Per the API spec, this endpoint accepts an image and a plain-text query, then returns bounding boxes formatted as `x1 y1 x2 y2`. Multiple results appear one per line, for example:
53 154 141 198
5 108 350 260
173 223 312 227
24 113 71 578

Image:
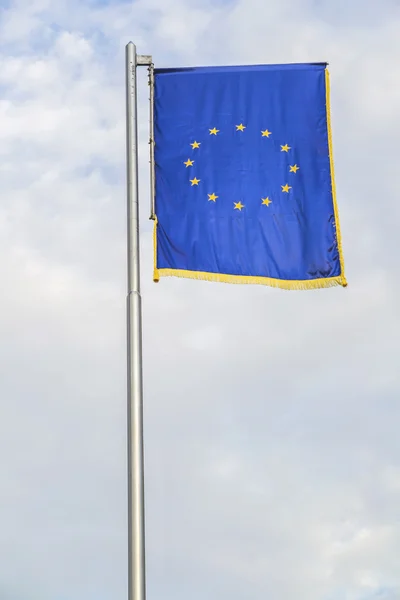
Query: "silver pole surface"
125 42 146 600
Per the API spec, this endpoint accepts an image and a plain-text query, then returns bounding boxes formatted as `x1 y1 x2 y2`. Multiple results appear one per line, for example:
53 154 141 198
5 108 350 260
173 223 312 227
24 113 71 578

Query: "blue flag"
153 63 346 290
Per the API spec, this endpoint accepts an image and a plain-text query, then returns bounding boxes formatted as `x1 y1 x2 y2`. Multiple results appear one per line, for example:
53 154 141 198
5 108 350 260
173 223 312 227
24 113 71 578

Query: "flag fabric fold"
153 62 346 290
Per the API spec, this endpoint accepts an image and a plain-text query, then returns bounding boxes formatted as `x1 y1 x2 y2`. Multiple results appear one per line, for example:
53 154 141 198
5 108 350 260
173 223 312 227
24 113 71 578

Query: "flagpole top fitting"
137 55 153 66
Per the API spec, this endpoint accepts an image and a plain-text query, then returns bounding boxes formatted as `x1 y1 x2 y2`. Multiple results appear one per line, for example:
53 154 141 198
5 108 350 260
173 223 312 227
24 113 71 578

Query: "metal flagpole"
125 42 152 600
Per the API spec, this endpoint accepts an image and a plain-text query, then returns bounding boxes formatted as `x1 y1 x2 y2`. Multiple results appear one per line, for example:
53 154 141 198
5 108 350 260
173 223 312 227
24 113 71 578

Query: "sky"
0 0 400 599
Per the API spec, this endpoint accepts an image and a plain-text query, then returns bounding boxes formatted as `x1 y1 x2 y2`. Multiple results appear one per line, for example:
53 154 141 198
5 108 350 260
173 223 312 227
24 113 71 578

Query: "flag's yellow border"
153 68 347 290
325 68 347 287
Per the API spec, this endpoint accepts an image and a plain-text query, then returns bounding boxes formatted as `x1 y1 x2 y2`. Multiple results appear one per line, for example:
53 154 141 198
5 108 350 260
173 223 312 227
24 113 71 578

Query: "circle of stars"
186 124 300 209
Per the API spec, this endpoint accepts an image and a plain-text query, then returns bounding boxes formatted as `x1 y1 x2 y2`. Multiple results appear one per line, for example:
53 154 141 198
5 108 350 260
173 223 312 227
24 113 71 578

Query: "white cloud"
0 0 399 599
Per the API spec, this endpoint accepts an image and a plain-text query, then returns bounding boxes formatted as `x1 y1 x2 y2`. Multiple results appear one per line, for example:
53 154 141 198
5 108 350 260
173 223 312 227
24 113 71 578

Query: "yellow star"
289 164 299 173
208 193 218 202
281 184 291 193
234 201 244 211
184 159 194 167
262 197 272 206
191 141 201 149
281 144 291 152
190 177 200 186
209 127 219 135
261 129 272 137
236 123 246 131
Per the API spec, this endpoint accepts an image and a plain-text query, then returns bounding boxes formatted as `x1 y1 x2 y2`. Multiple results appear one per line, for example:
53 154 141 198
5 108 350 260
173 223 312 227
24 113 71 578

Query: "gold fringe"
154 267 346 290
325 68 347 287
153 216 159 283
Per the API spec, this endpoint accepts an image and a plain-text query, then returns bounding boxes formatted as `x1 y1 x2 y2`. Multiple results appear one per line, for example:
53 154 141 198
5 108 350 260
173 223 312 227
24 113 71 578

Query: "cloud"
0 0 399 599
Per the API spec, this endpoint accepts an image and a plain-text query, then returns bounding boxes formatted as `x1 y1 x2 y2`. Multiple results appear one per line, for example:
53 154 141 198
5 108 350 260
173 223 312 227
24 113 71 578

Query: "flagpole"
125 41 149 600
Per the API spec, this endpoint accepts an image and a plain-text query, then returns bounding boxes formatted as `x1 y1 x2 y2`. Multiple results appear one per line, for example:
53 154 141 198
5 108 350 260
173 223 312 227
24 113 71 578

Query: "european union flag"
153 63 346 290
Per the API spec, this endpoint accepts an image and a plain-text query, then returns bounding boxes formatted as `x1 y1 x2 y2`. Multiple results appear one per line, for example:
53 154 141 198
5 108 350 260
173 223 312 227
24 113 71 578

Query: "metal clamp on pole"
137 55 153 66
135 54 155 220
148 63 155 220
